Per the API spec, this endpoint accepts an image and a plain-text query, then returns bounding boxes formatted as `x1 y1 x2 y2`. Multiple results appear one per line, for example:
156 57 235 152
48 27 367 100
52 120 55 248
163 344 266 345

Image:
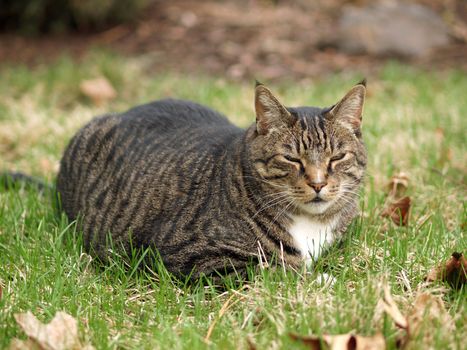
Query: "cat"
56 81 367 279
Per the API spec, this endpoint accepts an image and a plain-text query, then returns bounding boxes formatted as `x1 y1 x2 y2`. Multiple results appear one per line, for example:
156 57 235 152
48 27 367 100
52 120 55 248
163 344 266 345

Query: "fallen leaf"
381 196 411 226
39 158 58 174
426 252 466 289
289 333 322 349
8 338 40 350
387 172 409 198
407 293 451 334
246 336 257 350
378 284 408 330
379 286 454 349
434 127 444 144
399 293 454 349
79 77 116 106
10 311 94 350
289 332 386 350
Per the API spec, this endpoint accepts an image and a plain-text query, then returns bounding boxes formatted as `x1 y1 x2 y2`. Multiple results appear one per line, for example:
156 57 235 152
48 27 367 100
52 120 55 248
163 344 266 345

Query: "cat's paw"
315 273 336 286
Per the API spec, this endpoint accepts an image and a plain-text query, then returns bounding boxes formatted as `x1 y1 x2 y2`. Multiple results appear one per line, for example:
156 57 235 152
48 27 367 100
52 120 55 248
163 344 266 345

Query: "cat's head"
247 81 367 215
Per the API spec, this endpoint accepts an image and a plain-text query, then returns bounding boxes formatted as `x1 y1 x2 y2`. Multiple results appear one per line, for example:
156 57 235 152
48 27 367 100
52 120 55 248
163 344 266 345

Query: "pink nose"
310 182 327 193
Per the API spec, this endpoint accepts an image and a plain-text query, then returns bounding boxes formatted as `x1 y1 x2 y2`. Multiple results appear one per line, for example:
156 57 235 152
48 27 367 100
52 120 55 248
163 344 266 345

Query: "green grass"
0 51 466 349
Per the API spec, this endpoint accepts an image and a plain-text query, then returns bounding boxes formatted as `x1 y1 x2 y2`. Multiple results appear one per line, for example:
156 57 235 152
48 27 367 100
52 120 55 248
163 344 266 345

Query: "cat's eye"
330 153 346 162
283 155 302 164
283 155 305 173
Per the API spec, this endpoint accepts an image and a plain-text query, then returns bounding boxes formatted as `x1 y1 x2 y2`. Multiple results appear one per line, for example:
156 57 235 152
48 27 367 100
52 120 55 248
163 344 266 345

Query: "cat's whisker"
339 185 361 193
335 195 357 207
268 199 296 234
255 196 291 213
259 180 289 190
244 176 289 191
255 193 290 208
259 191 291 201
253 199 292 222
339 189 361 197
339 190 361 199
252 195 292 219
342 180 362 187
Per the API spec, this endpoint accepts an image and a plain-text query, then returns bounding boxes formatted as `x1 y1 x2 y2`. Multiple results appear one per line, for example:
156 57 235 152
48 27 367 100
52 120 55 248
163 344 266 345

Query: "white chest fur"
288 214 338 265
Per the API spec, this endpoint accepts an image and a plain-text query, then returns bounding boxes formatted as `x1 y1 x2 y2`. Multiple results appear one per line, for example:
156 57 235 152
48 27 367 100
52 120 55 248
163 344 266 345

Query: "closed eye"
284 155 302 163
283 155 305 174
330 153 346 162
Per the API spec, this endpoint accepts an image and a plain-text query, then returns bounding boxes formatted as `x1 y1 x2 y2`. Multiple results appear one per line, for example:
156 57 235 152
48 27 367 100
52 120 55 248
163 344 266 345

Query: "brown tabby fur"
57 82 367 278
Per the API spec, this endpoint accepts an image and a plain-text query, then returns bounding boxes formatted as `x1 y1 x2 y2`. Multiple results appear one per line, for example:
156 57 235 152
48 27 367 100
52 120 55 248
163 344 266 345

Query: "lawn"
0 51 465 349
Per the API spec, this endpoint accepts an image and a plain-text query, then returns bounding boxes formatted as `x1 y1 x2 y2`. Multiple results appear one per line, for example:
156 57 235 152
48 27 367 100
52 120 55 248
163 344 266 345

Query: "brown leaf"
8 338 40 350
399 293 454 349
426 252 467 289
381 196 411 226
379 286 454 349
434 127 444 144
246 336 257 350
408 293 450 334
289 332 386 350
377 285 408 330
289 333 322 350
79 77 116 106
387 172 409 198
10 311 94 350
39 158 58 174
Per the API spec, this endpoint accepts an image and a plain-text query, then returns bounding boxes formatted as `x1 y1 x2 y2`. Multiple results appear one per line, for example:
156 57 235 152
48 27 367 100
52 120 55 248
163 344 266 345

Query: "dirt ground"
0 0 466 80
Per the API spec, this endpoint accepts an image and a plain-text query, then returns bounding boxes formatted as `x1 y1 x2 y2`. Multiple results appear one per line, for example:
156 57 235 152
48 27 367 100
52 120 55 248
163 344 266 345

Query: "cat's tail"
0 171 52 192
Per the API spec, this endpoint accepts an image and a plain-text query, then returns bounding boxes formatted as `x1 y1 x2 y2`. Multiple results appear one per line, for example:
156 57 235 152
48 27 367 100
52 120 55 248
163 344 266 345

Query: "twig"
204 292 246 343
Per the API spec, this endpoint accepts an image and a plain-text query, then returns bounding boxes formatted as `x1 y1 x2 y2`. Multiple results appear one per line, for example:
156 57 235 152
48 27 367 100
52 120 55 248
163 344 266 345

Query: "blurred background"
1 0 466 80
0 0 466 185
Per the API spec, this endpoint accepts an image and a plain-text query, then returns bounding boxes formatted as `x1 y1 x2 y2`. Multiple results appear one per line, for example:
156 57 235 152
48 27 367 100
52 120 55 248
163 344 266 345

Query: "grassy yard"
0 51 465 349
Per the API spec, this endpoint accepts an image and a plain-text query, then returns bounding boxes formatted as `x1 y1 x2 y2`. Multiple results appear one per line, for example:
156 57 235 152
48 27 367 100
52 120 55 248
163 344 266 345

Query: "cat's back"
118 99 241 152
121 98 233 130
61 98 238 166
57 99 242 232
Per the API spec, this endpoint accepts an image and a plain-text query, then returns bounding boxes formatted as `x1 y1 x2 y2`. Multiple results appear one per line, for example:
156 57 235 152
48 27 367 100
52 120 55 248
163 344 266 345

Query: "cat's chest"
288 214 339 265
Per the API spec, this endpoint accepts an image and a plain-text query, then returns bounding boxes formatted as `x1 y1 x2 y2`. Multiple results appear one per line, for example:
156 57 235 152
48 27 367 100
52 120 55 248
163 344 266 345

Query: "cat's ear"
255 82 295 135
327 80 366 132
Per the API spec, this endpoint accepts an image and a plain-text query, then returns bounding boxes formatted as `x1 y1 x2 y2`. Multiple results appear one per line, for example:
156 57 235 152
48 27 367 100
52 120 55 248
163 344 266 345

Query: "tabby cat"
57 81 367 278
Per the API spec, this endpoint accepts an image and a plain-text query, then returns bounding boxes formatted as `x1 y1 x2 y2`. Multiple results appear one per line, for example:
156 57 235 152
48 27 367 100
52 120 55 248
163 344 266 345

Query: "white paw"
315 273 336 286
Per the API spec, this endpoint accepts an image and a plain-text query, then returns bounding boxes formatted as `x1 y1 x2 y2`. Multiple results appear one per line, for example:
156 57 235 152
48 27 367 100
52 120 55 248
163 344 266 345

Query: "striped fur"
57 82 367 278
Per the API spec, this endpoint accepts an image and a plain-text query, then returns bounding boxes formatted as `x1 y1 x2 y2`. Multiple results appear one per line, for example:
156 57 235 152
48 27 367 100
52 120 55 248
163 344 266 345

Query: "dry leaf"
378 284 408 330
39 158 58 174
10 311 94 350
426 252 466 289
381 196 411 226
381 172 411 226
407 293 450 335
399 293 454 349
79 77 116 106
434 127 444 144
289 332 386 350
8 338 40 350
387 172 409 198
246 336 257 350
379 286 454 349
289 333 322 349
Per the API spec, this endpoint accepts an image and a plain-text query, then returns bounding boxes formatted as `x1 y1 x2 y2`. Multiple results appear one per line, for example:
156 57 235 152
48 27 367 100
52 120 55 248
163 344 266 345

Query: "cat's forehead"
283 105 350 154
287 106 330 119
286 106 331 134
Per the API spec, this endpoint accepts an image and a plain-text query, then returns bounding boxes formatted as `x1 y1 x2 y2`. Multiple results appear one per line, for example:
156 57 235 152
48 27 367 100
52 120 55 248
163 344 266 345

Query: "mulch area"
0 0 466 80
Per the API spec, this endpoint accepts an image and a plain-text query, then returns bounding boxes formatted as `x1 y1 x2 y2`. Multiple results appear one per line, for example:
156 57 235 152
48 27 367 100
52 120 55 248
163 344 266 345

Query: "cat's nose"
305 166 327 193
310 181 327 193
